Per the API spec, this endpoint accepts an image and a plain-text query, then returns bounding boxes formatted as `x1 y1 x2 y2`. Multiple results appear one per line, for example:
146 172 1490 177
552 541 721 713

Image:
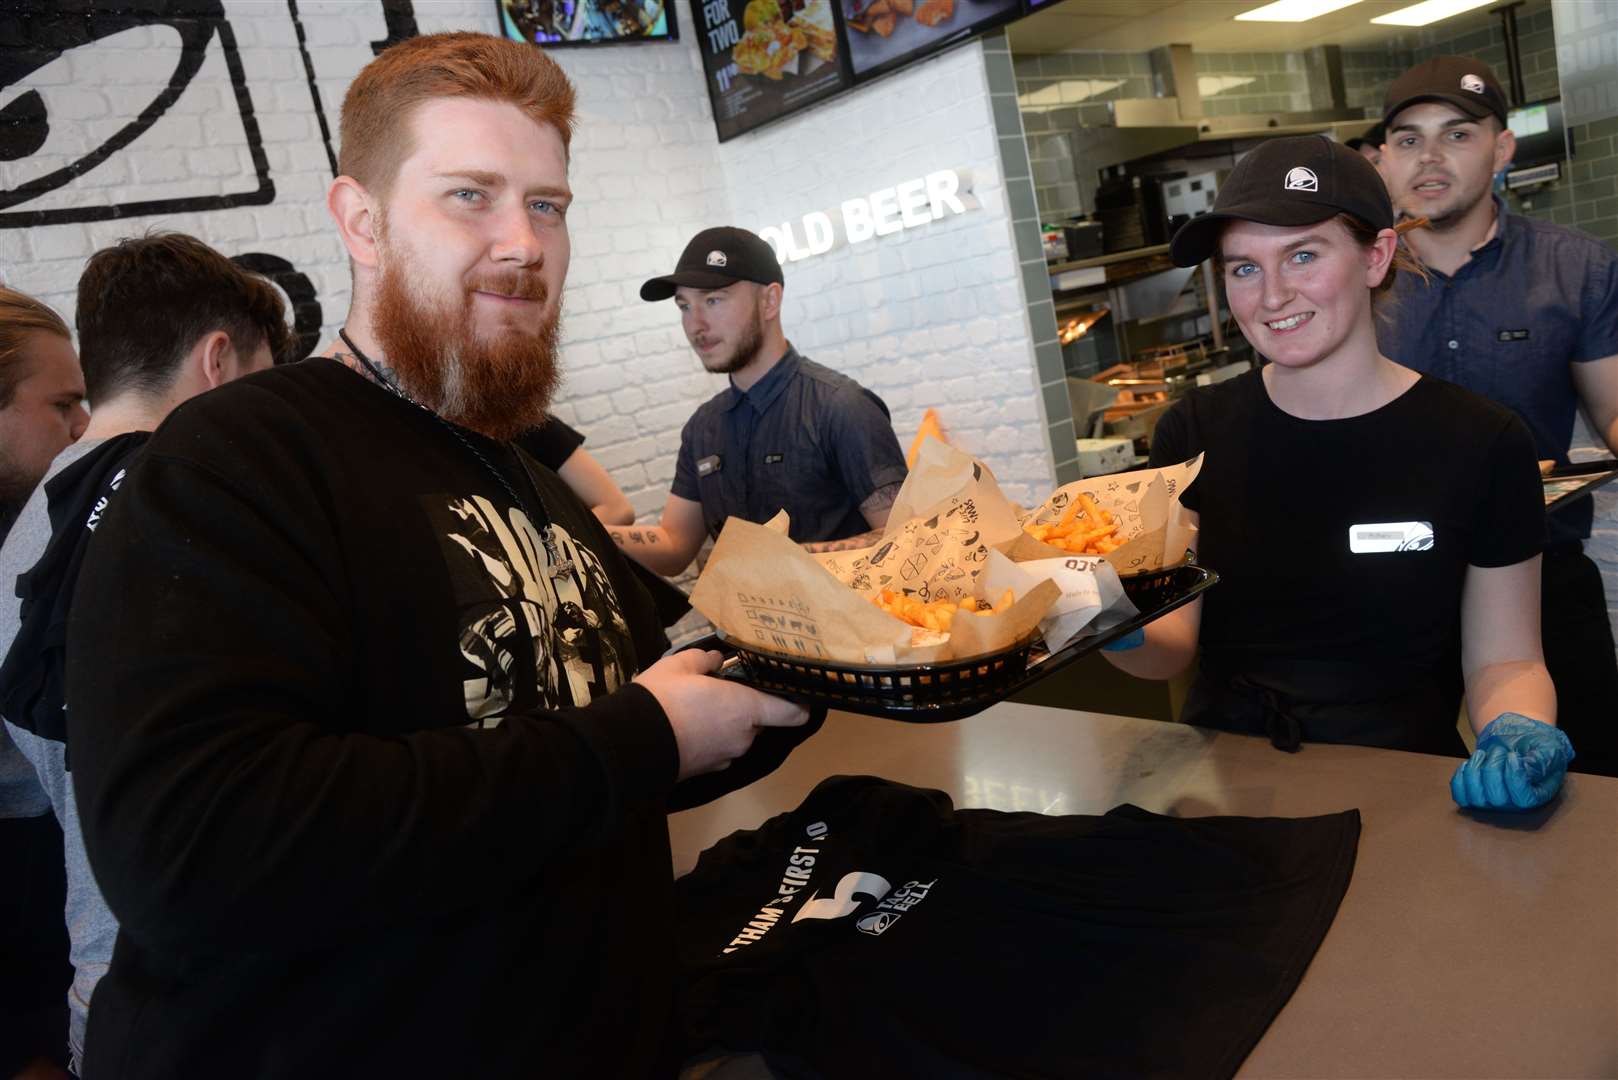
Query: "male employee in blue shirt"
1376 57 1618 776
612 227 908 575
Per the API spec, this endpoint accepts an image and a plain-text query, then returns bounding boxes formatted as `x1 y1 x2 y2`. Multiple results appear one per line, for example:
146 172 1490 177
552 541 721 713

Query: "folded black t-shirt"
676 775 1359 1079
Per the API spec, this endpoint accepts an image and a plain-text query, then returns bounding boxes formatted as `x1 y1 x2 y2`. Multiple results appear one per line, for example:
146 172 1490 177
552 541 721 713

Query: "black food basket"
1542 458 1618 513
707 564 1216 723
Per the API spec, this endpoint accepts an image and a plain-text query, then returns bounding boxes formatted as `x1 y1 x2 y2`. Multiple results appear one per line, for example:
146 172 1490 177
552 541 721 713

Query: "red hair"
338 32 576 199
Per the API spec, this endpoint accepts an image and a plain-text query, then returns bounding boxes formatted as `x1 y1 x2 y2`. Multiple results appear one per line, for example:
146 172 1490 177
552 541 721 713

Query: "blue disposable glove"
1450 713 1575 812
1101 627 1145 652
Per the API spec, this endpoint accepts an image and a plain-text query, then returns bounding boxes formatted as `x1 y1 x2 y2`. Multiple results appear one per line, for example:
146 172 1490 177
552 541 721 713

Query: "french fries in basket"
870 587 1016 633
1022 492 1124 555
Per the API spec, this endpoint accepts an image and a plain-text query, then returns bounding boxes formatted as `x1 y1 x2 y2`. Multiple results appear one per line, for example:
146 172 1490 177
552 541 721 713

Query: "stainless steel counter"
669 704 1618 1078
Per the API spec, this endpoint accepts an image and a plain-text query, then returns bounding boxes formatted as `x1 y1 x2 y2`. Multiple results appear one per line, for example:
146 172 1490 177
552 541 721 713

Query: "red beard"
372 249 561 442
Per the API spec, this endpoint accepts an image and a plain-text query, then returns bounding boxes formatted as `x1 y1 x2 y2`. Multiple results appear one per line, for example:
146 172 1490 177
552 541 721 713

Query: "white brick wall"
544 29 738 522
715 41 1055 508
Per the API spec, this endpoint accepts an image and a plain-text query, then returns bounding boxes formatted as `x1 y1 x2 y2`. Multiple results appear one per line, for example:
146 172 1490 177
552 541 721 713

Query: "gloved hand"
1101 627 1145 652
1451 713 1575 811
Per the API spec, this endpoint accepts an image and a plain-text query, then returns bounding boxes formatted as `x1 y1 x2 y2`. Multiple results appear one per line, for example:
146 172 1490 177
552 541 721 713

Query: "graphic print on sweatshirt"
427 494 632 722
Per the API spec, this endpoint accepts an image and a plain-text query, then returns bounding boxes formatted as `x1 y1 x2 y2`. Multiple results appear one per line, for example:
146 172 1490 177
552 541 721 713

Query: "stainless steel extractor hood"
1087 42 1371 144
1104 98 1369 142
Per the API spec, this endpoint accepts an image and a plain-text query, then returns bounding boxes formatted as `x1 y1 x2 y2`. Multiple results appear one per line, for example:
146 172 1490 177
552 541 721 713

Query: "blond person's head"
0 287 86 508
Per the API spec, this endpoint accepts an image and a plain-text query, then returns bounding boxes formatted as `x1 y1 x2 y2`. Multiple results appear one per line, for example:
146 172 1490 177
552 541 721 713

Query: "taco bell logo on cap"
1460 73 1485 93
1284 166 1319 193
705 250 728 268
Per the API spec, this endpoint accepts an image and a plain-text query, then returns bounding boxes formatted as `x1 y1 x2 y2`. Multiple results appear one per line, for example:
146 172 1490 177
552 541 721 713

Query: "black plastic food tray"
1543 459 1618 514
708 564 1217 723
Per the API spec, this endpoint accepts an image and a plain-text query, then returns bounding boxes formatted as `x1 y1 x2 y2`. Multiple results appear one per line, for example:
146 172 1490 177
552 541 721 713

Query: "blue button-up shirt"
671 347 908 543
1378 197 1618 543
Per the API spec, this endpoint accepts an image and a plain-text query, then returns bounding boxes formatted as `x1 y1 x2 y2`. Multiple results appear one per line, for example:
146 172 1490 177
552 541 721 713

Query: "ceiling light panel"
1370 0 1493 26
1235 0 1363 22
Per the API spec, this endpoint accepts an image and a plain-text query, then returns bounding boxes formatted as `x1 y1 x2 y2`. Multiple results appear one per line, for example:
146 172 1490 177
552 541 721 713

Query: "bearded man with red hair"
65 32 810 1078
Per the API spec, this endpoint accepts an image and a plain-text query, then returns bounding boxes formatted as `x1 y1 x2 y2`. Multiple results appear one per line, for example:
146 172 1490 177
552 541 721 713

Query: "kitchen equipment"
1063 221 1104 260
1066 377 1118 438
1076 436 1133 476
1093 173 1168 254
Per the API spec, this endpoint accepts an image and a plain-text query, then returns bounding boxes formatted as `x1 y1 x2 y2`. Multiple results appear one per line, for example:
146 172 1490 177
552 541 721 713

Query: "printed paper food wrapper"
813 439 1026 606
690 510 1058 666
1004 455 1203 576
981 550 1137 653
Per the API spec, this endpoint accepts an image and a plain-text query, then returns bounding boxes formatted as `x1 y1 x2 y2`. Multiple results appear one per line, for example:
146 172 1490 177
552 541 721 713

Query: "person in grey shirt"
0 233 284 1073
615 227 908 576
0 287 87 1080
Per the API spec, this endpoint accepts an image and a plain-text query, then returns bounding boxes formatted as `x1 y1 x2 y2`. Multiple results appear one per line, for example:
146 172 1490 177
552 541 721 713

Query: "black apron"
1184 653 1468 758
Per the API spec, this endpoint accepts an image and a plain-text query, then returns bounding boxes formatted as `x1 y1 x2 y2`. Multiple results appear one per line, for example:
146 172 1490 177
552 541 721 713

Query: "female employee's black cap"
1168 134 1394 268
639 226 784 301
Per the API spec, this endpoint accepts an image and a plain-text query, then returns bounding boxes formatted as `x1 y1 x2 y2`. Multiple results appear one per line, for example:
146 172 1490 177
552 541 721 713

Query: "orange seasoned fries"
869 587 1015 632
1023 492 1124 555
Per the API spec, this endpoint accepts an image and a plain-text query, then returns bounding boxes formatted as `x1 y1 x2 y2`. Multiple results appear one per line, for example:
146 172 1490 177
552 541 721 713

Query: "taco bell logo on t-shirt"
856 911 899 936
1460 73 1485 94
1284 167 1319 193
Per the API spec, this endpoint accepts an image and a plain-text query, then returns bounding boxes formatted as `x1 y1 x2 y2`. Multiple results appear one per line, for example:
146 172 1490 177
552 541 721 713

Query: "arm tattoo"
859 481 902 519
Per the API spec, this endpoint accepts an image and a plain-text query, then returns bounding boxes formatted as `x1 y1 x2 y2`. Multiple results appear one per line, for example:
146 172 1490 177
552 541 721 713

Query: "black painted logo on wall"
0 1 421 228
231 251 323 362
0 1 275 227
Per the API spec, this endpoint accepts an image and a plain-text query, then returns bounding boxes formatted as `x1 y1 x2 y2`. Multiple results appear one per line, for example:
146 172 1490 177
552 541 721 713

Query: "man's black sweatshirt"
66 359 805 1078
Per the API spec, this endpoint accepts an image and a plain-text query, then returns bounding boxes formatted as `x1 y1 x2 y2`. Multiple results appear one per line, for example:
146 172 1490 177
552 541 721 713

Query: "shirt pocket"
752 449 804 522
1474 288 1581 409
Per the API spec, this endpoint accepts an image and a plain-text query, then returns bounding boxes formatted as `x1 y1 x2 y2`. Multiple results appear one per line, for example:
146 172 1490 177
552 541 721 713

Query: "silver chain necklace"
337 329 576 581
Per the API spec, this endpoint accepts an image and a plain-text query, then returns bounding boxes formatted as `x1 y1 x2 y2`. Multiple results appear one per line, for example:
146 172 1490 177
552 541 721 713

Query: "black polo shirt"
1377 197 1618 545
671 347 907 544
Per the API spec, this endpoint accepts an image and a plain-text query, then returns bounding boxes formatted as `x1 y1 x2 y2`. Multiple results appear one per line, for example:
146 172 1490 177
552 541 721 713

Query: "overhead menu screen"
841 0 1019 79
695 0 853 141
498 0 677 44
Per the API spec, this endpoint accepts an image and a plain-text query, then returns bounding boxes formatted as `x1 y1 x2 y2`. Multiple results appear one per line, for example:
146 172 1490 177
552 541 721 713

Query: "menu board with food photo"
695 0 852 141
498 0 676 44
841 0 1019 79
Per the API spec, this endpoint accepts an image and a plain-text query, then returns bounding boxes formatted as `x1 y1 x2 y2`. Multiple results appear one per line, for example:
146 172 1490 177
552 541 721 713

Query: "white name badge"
1348 521 1434 554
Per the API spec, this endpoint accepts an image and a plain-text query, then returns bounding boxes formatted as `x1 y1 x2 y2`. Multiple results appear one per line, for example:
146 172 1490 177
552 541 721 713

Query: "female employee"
1103 135 1575 811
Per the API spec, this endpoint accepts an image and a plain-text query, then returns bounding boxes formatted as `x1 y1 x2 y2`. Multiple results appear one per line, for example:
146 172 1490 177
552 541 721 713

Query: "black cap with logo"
1169 134 1394 267
639 226 785 302
1382 55 1508 128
